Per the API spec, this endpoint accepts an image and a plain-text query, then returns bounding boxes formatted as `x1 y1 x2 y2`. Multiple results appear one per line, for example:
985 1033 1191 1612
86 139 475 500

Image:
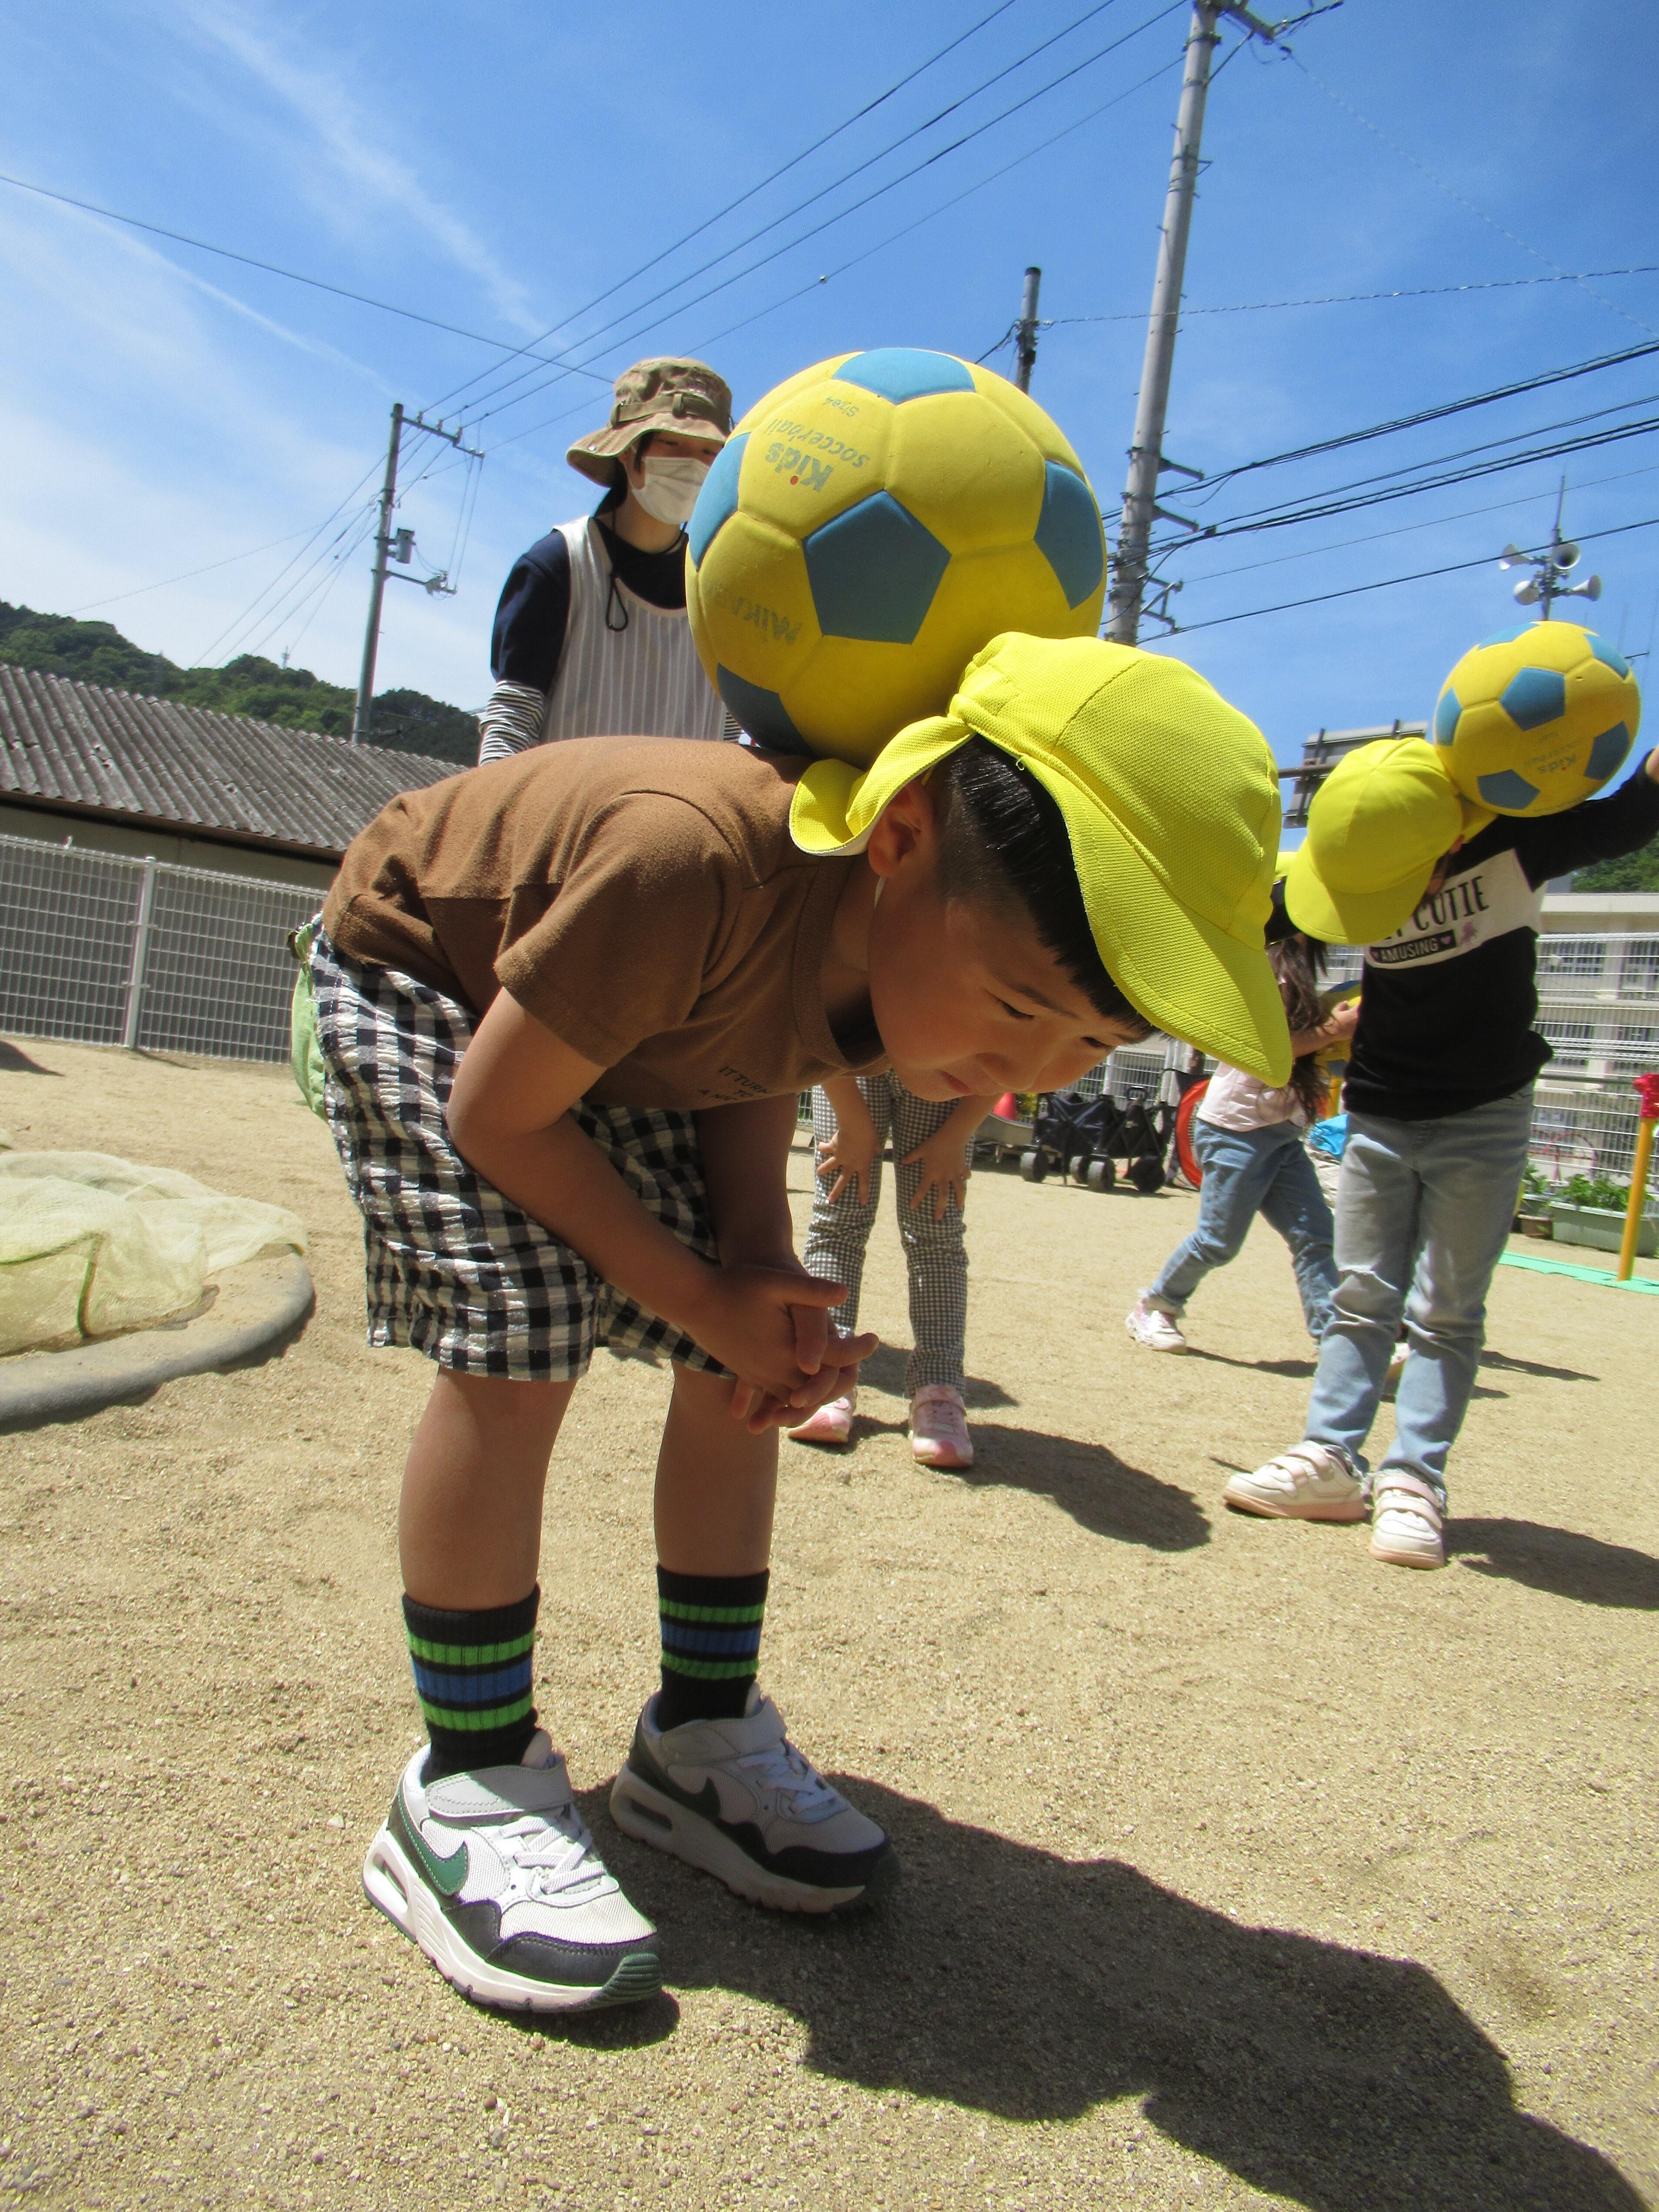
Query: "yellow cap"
1283 737 1493 946
788 631 1291 1084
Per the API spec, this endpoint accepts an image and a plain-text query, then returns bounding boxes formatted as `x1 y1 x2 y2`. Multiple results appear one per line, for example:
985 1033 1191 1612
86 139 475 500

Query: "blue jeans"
1304 1085 1533 1509
1147 1118 1337 1341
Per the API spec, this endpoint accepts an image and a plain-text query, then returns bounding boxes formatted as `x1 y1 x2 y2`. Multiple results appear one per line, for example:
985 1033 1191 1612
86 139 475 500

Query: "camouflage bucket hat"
567 357 732 486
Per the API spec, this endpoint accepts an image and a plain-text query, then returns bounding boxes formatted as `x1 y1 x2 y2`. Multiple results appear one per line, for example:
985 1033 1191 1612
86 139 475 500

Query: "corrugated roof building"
0 665 461 889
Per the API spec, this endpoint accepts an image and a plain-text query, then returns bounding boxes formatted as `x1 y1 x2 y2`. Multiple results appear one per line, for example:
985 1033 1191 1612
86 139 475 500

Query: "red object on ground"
993 1092 1019 1122
1635 1073 1659 1120
1174 1079 1209 1189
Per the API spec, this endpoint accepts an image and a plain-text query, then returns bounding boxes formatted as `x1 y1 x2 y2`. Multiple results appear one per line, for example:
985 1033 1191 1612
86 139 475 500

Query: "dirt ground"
1 1034 1656 2212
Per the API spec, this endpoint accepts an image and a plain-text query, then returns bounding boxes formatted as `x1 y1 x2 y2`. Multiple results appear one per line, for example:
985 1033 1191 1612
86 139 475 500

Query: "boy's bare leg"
654 1364 777 1575
400 1368 575 1608
370 1365 664 2012
615 1360 898 1909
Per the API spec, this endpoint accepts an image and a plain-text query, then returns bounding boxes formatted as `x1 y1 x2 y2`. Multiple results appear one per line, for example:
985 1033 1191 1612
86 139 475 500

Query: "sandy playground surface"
1 1034 1656 2212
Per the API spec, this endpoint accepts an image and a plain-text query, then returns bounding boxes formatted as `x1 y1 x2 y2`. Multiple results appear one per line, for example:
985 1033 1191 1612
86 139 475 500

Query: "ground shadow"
817 1408 1207 1553
1449 1518 1659 1609
1185 1347 1319 1379
591 1783 1640 2212
952 1424 1209 1551
0 1039 60 1075
1479 1347 1599 1384
855 1341 1018 1409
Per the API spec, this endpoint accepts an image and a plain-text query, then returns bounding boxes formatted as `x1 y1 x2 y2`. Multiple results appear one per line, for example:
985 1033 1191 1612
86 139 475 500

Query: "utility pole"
1015 266 1042 394
1106 2 1327 644
353 403 404 745
352 402 484 744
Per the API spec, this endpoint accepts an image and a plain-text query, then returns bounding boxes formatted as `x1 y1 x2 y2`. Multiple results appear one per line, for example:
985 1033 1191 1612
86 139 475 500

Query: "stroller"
1019 1081 1175 1194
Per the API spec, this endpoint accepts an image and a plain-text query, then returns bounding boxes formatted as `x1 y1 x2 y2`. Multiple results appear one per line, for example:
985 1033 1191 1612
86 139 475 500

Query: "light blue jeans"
1147 1118 1337 1341
1304 1085 1534 1509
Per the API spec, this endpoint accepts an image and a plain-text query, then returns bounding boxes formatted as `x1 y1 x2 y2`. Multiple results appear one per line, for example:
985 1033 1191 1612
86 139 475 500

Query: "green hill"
1573 842 1659 893
0 603 480 766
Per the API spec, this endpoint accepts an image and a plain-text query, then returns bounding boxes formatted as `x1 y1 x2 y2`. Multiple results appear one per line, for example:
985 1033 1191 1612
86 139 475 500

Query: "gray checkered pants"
311 925 725 1382
801 1073 969 1395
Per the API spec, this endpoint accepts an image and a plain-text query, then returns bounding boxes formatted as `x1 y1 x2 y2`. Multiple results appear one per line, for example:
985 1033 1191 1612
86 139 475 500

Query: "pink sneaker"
909 1385 973 1469
788 1391 856 1448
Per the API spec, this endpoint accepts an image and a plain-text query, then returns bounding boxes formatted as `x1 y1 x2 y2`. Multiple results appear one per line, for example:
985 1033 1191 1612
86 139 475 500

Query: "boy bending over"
313 632 1289 2013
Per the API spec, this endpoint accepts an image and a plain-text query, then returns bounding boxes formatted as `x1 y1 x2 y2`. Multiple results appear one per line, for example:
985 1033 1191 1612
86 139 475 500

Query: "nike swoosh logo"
408 1822 469 1898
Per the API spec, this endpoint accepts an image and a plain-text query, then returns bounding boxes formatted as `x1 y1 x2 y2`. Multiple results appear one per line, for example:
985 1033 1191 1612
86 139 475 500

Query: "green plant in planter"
1552 1172 1642 1214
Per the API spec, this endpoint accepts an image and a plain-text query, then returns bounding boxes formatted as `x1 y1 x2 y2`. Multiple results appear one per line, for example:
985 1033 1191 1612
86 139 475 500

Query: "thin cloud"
167 0 544 338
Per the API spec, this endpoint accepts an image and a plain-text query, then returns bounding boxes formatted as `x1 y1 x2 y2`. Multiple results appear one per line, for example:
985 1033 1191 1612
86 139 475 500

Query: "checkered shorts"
310 924 725 1381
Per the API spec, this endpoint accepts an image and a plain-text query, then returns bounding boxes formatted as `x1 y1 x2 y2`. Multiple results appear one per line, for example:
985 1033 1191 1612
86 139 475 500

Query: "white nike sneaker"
1369 1472 1445 1569
1223 1441 1367 1521
610 1688 898 1915
362 1731 661 2012
1126 1299 1186 1351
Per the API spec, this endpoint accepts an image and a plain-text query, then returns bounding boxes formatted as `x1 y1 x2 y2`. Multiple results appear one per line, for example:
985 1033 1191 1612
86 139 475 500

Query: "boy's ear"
865 775 939 881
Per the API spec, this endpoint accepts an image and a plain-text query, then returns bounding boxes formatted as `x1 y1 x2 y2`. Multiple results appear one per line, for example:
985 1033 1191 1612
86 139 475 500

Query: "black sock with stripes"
403 1587 540 1782
654 1567 769 1732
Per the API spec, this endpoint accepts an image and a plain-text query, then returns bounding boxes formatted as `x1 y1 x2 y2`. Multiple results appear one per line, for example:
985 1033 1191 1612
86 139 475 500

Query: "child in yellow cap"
1225 725 1659 1568
310 628 1288 2014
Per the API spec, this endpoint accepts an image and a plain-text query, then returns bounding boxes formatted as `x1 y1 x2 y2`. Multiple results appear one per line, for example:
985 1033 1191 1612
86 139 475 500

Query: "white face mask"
631 454 712 527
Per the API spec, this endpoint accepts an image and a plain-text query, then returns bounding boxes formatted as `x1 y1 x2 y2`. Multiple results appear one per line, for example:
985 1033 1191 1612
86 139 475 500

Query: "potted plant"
1547 1172 1659 1258
1514 1164 1554 1239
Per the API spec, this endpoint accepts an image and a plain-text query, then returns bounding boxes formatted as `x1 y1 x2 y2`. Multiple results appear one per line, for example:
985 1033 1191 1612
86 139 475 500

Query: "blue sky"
2 0 1656 776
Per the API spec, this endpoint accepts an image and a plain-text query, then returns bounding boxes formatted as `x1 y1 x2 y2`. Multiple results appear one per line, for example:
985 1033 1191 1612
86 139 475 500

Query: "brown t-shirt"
322 737 888 1108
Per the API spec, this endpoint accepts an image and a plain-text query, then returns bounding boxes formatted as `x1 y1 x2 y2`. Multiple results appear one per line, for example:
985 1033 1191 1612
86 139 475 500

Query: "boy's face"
861 782 1143 1103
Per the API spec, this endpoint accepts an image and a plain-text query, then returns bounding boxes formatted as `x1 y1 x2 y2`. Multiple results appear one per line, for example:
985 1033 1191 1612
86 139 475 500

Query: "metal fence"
2 831 1655 1181
0 832 319 1064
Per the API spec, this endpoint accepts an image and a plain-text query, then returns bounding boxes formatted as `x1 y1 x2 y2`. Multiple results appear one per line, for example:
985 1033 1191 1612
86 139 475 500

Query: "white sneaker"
362 1732 660 2012
1126 1299 1186 1351
1369 1473 1445 1569
1386 1339 1409 1384
1223 1441 1367 1522
610 1688 898 1915
909 1384 973 1468
787 1391 856 1446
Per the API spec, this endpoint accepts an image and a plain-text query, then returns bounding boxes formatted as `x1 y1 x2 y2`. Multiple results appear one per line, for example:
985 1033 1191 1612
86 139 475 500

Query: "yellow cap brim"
1282 842 1435 946
791 716 1292 1086
1282 790 1498 946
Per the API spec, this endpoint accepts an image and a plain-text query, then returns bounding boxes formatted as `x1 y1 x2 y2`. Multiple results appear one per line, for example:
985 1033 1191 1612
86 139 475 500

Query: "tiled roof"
0 664 461 861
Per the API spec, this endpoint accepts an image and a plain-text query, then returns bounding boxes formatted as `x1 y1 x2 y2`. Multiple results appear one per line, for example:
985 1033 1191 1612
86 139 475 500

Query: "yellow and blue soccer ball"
685 348 1107 765
1432 621 1642 816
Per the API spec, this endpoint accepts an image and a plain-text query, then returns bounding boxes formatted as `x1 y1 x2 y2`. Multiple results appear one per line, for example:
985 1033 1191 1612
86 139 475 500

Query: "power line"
0 168 611 382
1292 63 1659 343
242 511 378 664
459 0 1186 431
63 527 320 615
483 47 1185 457
214 504 379 667
1170 456 1659 587
423 0 1029 414
1188 336 1659 499
1160 404 1659 549
1173 511 1659 633
1047 264 1659 327
443 0 1137 423
193 468 381 665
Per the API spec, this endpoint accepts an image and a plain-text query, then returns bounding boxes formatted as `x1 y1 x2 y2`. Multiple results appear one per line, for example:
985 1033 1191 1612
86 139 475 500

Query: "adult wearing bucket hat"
478 359 733 762
1226 721 1659 1570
